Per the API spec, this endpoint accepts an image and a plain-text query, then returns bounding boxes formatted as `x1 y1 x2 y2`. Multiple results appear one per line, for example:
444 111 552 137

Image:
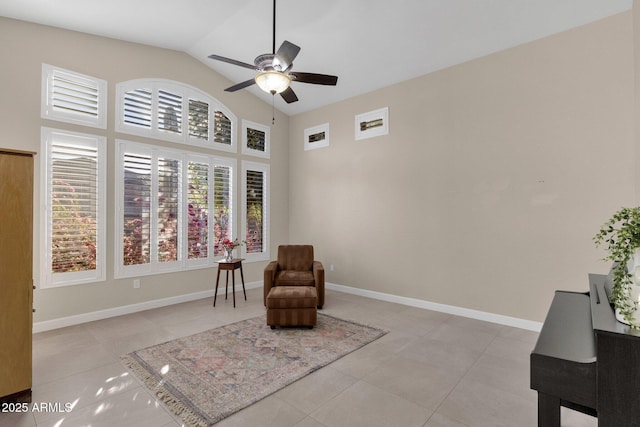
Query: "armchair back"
277 245 314 271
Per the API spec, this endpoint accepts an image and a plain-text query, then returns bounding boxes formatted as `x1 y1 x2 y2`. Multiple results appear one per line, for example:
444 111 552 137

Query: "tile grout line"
422 332 501 427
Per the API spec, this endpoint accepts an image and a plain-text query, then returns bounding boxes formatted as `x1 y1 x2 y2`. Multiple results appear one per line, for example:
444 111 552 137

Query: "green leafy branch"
594 206 640 328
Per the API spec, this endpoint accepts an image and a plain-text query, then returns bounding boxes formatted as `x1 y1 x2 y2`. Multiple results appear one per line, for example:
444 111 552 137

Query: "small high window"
41 64 107 129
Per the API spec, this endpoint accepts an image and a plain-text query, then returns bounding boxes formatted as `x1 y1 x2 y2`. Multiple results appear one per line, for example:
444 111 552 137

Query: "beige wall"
1 10 636 327
288 12 635 322
0 17 290 323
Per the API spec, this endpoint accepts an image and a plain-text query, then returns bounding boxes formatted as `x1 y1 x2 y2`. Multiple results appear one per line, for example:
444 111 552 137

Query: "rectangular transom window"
41 64 107 129
242 120 270 158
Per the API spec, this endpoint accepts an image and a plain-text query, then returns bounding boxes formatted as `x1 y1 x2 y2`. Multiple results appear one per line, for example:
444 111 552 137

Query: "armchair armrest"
312 261 325 309
264 261 279 306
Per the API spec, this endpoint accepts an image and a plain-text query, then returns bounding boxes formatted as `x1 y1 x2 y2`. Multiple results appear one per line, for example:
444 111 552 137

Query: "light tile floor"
0 289 597 427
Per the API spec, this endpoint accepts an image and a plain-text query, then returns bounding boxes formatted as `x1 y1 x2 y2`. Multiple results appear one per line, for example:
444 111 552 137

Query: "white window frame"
40 127 107 288
184 154 237 267
115 79 237 152
241 160 270 262
242 120 270 159
115 139 237 278
41 64 107 129
304 123 330 150
355 107 389 141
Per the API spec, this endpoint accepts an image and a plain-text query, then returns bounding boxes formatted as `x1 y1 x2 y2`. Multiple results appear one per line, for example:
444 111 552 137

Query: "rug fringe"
122 355 210 427
319 312 389 334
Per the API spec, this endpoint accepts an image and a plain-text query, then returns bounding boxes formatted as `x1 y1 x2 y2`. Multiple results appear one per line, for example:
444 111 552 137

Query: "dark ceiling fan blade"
274 40 301 70
208 54 257 71
290 72 338 86
225 79 256 92
280 86 298 103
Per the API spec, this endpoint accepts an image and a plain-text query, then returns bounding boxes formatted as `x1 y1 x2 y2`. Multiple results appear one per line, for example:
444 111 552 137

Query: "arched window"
116 79 237 152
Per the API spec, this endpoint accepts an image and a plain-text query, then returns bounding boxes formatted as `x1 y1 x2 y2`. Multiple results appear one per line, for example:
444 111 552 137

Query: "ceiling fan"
207 0 338 104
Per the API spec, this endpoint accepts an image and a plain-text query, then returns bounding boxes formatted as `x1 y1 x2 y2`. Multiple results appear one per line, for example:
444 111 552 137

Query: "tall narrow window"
213 165 232 256
157 157 180 262
41 128 106 288
123 152 152 266
246 171 264 253
242 161 269 261
187 161 209 260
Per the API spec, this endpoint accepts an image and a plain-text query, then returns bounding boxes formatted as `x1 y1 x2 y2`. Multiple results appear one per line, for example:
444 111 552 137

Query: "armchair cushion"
275 270 315 287
266 286 317 309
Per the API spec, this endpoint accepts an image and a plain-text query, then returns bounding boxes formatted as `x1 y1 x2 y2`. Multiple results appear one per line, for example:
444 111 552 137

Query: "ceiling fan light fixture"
255 71 291 94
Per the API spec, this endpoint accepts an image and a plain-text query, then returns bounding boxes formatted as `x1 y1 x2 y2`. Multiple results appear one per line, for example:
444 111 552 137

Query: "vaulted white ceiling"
0 0 632 115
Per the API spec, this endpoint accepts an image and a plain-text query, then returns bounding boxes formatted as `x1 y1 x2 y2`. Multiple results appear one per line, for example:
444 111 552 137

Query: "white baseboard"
33 280 541 333
32 281 263 333
325 282 542 332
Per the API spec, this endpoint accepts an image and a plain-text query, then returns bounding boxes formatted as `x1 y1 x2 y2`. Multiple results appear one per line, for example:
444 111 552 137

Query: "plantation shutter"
123 89 153 129
123 153 152 265
246 128 266 151
50 142 99 273
213 165 231 256
157 157 180 262
214 110 232 145
187 162 209 259
51 70 100 119
158 90 182 134
245 170 264 253
189 99 209 140
42 64 106 129
116 80 237 150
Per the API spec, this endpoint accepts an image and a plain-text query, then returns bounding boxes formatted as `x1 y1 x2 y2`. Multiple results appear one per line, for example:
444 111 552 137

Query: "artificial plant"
594 206 640 328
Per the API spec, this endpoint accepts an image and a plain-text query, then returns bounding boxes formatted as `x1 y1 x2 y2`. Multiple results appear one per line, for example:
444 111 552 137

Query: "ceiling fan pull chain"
272 95 275 125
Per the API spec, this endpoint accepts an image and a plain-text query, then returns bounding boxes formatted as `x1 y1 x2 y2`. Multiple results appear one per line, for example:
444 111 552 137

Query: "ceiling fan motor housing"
254 53 284 71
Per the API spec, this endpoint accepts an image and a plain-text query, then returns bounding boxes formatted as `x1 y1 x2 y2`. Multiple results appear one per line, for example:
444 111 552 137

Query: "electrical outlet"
330 264 335 272
133 279 140 289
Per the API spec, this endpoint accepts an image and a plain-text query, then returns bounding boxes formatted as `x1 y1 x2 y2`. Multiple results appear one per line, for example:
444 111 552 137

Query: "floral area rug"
121 313 386 426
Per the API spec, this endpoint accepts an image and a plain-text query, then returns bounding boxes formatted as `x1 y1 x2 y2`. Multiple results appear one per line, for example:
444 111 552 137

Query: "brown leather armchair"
264 245 324 309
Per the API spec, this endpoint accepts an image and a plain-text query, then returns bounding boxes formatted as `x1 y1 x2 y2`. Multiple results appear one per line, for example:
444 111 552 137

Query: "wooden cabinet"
0 149 34 402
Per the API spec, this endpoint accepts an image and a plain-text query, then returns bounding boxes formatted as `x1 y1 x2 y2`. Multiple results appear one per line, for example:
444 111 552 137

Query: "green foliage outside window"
51 179 97 272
